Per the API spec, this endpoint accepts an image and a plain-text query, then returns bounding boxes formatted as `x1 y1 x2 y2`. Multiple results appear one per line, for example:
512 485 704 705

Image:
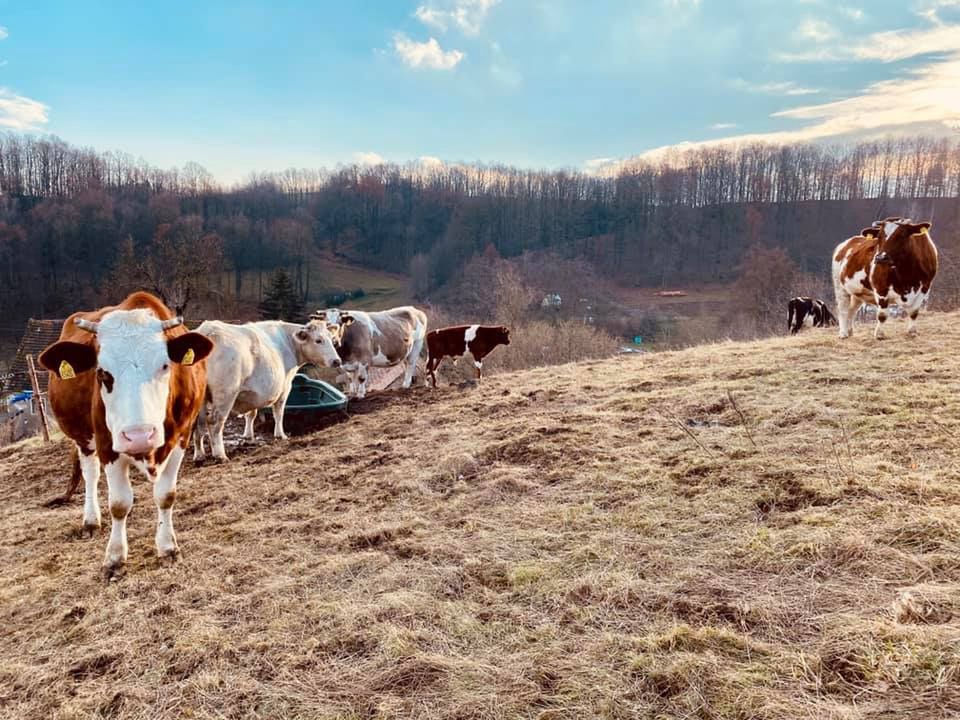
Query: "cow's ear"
311 311 326 321
39 341 97 379
168 332 213 366
295 328 310 342
913 222 932 233
861 227 878 237
341 315 355 326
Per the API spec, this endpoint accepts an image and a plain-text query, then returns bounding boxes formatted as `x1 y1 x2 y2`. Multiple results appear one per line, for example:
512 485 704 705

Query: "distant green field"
215 255 411 312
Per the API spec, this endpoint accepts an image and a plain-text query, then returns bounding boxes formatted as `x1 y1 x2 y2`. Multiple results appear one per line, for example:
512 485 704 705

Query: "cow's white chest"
842 267 871 297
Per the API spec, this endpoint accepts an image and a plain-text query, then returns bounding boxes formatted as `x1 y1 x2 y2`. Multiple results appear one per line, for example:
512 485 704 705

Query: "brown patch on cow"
158 491 176 510
110 503 130 520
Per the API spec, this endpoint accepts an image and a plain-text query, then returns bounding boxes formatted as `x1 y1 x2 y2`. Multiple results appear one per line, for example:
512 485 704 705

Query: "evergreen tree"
258 269 304 320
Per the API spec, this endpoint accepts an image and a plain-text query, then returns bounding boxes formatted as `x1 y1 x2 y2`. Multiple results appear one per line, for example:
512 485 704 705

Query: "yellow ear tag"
59 360 76 380
181 348 195 366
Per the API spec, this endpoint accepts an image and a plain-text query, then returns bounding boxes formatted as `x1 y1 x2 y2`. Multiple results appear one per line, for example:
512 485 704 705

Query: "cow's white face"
93 310 178 455
294 320 342 367
41 309 213 457
312 308 354 344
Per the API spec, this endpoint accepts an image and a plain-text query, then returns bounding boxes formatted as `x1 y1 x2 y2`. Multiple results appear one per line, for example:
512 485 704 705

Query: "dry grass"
4 312 960 718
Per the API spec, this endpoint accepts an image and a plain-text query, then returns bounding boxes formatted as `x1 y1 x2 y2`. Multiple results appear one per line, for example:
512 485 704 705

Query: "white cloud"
0 26 8 40
353 151 385 166
709 122 738 130
414 0 500 36
840 6 864 21
797 18 838 43
393 33 465 70
590 48 960 171
732 78 820 95
418 155 444 168
852 24 960 62
0 88 49 129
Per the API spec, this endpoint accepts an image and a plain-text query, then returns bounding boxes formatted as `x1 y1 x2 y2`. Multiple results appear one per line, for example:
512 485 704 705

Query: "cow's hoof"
157 548 181 566
81 521 100 538
101 562 126 582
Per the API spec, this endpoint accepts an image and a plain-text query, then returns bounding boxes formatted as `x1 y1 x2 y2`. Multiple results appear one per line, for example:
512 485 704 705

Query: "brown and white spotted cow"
38 292 213 576
426 324 510 387
832 217 938 339
311 306 427 398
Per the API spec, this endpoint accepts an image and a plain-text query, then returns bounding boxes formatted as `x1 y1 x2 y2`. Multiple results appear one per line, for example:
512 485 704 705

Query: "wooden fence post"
26 354 50 443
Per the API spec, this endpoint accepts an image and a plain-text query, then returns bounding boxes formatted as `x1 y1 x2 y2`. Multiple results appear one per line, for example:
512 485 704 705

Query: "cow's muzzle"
117 424 159 455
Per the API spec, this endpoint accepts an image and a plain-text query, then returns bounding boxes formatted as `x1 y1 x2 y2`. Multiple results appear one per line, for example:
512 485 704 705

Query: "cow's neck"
257 322 303 371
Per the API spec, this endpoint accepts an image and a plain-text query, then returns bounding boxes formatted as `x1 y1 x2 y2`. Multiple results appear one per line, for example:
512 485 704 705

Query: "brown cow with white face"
832 217 937 339
38 292 213 577
426 324 510 387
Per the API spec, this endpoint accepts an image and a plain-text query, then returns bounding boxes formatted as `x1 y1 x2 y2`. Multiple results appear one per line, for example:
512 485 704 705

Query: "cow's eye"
97 368 115 393
162 363 170 372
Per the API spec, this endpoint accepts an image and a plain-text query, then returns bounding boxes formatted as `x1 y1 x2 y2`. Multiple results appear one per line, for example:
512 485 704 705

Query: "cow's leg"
271 394 289 440
356 363 369 399
207 391 239 461
103 458 133 577
907 308 920 337
242 409 258 441
341 362 359 397
472 352 485 382
402 333 425 389
837 291 859 338
79 445 102 537
154 445 184 563
874 298 889 340
192 406 209 462
427 356 441 388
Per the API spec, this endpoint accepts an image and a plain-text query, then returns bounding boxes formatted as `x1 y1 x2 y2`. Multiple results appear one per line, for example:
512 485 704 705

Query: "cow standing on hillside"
192 319 342 461
833 218 938 339
788 297 836 334
311 306 427 398
426 325 510 387
38 292 213 576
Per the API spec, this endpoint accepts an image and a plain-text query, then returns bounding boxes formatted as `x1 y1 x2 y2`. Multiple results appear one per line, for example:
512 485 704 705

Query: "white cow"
193 319 341 461
311 306 427 398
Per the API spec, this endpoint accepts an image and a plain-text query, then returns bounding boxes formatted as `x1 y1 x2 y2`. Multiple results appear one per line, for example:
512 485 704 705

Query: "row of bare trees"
0 130 959 333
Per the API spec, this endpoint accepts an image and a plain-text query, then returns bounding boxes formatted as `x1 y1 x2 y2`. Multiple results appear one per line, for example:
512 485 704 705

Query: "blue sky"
1 0 959 183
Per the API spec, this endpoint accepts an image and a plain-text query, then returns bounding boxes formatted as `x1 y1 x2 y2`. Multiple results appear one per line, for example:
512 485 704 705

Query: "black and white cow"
788 297 836 334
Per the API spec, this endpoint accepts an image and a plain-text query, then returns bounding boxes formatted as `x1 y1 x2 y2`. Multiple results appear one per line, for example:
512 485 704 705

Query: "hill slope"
2 315 960 719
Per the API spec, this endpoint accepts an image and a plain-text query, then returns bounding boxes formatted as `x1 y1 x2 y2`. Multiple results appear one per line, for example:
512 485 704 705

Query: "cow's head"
496 325 511 345
310 308 354 345
293 320 342 367
879 217 932 245
39 310 213 456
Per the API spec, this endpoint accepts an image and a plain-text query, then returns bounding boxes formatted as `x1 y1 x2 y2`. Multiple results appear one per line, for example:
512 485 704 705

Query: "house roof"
1 319 65 396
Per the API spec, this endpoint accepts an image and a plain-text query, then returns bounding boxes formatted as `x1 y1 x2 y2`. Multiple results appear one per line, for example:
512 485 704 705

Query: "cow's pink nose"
118 425 158 454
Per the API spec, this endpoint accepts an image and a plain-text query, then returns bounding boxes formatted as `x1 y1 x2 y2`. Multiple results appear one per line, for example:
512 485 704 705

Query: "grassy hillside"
2 314 960 719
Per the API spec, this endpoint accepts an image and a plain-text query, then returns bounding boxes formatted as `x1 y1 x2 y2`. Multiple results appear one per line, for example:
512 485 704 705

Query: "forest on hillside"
1 131 959 333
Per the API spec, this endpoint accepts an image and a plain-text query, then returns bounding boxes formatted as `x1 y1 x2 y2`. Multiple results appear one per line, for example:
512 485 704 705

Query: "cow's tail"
44 444 82 507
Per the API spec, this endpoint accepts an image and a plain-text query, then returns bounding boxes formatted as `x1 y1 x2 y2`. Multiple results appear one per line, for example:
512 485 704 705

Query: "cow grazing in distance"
426 324 511 387
833 217 938 339
192 319 342 461
788 297 836 334
311 306 427 398
38 292 213 576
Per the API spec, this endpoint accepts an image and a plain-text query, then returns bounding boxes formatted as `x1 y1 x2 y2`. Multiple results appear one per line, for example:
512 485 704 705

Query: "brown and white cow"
426 324 510 387
832 217 938 339
38 292 213 576
311 306 427 398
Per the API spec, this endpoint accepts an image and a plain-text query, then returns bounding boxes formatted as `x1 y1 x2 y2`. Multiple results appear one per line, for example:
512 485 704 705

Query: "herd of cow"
34 215 935 576
37 297 510 576
789 216 938 339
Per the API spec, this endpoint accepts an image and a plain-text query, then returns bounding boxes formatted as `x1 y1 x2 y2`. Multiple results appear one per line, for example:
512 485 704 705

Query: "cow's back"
197 321 287 411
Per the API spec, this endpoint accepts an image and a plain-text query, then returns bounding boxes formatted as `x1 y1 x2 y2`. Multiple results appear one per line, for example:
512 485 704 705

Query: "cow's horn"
160 316 183 330
74 318 99 333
